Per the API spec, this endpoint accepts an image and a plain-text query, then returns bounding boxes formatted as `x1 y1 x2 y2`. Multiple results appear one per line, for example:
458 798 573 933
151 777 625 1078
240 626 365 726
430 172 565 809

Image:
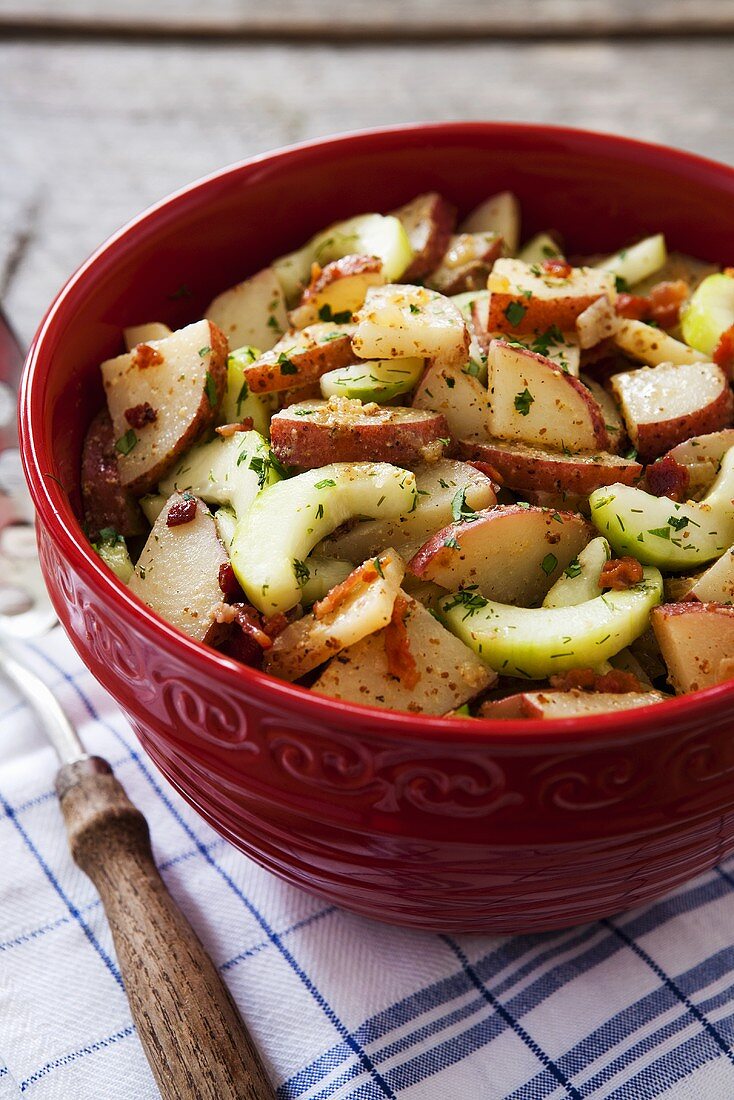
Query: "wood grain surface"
1 37 733 343
0 0 732 37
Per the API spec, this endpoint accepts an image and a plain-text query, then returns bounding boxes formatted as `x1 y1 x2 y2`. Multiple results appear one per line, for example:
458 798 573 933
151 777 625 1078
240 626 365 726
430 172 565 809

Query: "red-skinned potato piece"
270 397 451 469
479 689 667 719
459 438 643 495
81 409 147 538
244 323 355 393
488 341 611 453
659 429 734 498
426 233 504 296
610 361 734 463
101 319 227 496
487 259 614 334
289 255 384 330
408 505 593 605
391 192 456 281
651 602 734 693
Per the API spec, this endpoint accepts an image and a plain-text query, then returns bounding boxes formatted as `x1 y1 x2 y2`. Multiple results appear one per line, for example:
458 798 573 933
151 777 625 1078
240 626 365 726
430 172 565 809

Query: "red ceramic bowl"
20 122 734 933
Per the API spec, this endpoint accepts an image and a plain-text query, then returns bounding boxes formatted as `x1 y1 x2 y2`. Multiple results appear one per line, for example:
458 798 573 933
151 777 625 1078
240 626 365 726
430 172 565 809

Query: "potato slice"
128 493 228 644
101 319 227 495
123 322 172 351
459 191 520 253
289 255 385 330
409 505 593 605
264 548 404 681
689 547 734 604
662 429 734 498
318 459 496 562
352 284 469 366
651 602 734 693
576 296 617 349
480 689 667 719
81 409 147 538
612 318 707 366
269 397 450 469
312 591 494 714
487 341 611 452
391 192 456 281
426 232 503 296
610 360 733 463
487 258 614 333
459 438 642 495
205 267 287 353
412 359 491 440
242 323 355 394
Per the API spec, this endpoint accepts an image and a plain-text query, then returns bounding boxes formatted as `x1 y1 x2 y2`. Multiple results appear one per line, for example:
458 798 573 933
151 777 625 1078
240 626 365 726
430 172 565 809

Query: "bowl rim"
19 119 734 747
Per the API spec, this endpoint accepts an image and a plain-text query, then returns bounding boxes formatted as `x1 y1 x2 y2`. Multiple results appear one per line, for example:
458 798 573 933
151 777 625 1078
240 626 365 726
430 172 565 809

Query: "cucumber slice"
451 289 489 321
518 233 562 264
231 462 417 613
439 567 662 679
214 505 237 551
681 273 734 357
595 234 667 288
589 447 734 569
298 556 354 606
319 358 424 402
139 493 167 525
543 537 611 608
273 214 414 303
159 430 281 520
222 346 278 436
93 531 134 583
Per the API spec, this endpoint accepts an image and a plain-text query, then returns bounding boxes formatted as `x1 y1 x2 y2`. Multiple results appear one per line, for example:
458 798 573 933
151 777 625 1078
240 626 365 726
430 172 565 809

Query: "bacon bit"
615 280 688 329
124 401 157 429
218 562 243 601
132 343 164 369
384 592 420 689
262 611 291 640
713 324 734 378
599 556 644 591
216 419 254 437
467 460 503 488
234 604 273 650
542 258 573 279
166 496 197 527
550 668 643 694
645 454 690 502
312 560 380 619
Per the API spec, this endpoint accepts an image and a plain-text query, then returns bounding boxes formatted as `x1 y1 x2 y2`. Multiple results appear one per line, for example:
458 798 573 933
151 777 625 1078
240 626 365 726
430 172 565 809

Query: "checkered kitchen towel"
1 629 734 1099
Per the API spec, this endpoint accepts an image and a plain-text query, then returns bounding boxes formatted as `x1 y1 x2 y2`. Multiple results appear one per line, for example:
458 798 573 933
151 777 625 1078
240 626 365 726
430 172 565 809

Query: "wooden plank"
0 0 732 38
1 37 732 343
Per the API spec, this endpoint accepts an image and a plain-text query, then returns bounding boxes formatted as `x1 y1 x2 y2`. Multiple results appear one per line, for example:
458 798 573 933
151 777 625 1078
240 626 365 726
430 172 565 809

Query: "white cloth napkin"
1 628 734 1099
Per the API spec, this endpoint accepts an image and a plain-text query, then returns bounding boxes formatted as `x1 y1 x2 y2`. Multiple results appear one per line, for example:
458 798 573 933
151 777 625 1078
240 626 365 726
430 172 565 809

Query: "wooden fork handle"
57 756 276 1100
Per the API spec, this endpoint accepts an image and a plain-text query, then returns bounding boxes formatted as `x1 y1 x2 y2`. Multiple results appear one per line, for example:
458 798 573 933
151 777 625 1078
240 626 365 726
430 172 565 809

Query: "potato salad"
84 189 734 719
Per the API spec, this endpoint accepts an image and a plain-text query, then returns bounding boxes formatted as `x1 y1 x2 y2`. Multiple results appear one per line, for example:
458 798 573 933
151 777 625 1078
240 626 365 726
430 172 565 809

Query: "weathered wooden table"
0 4 732 341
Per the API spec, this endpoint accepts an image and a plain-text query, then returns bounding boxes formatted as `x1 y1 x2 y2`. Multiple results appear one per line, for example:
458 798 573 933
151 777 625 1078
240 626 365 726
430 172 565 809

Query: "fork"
0 307 276 1100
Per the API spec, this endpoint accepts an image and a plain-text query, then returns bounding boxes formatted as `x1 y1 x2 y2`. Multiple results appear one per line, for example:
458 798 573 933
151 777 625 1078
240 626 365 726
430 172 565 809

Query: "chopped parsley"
315 478 336 489
373 557 385 578
318 304 352 324
446 376 456 389
614 275 629 293
277 352 298 375
541 553 558 576
504 301 527 327
315 503 324 520
648 526 671 540
198 345 211 358
667 514 690 531
442 587 489 619
451 487 479 524
564 558 582 578
409 303 421 314
236 379 249 413
293 558 310 585
514 388 534 416
205 370 218 407
444 535 460 549
115 429 137 455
